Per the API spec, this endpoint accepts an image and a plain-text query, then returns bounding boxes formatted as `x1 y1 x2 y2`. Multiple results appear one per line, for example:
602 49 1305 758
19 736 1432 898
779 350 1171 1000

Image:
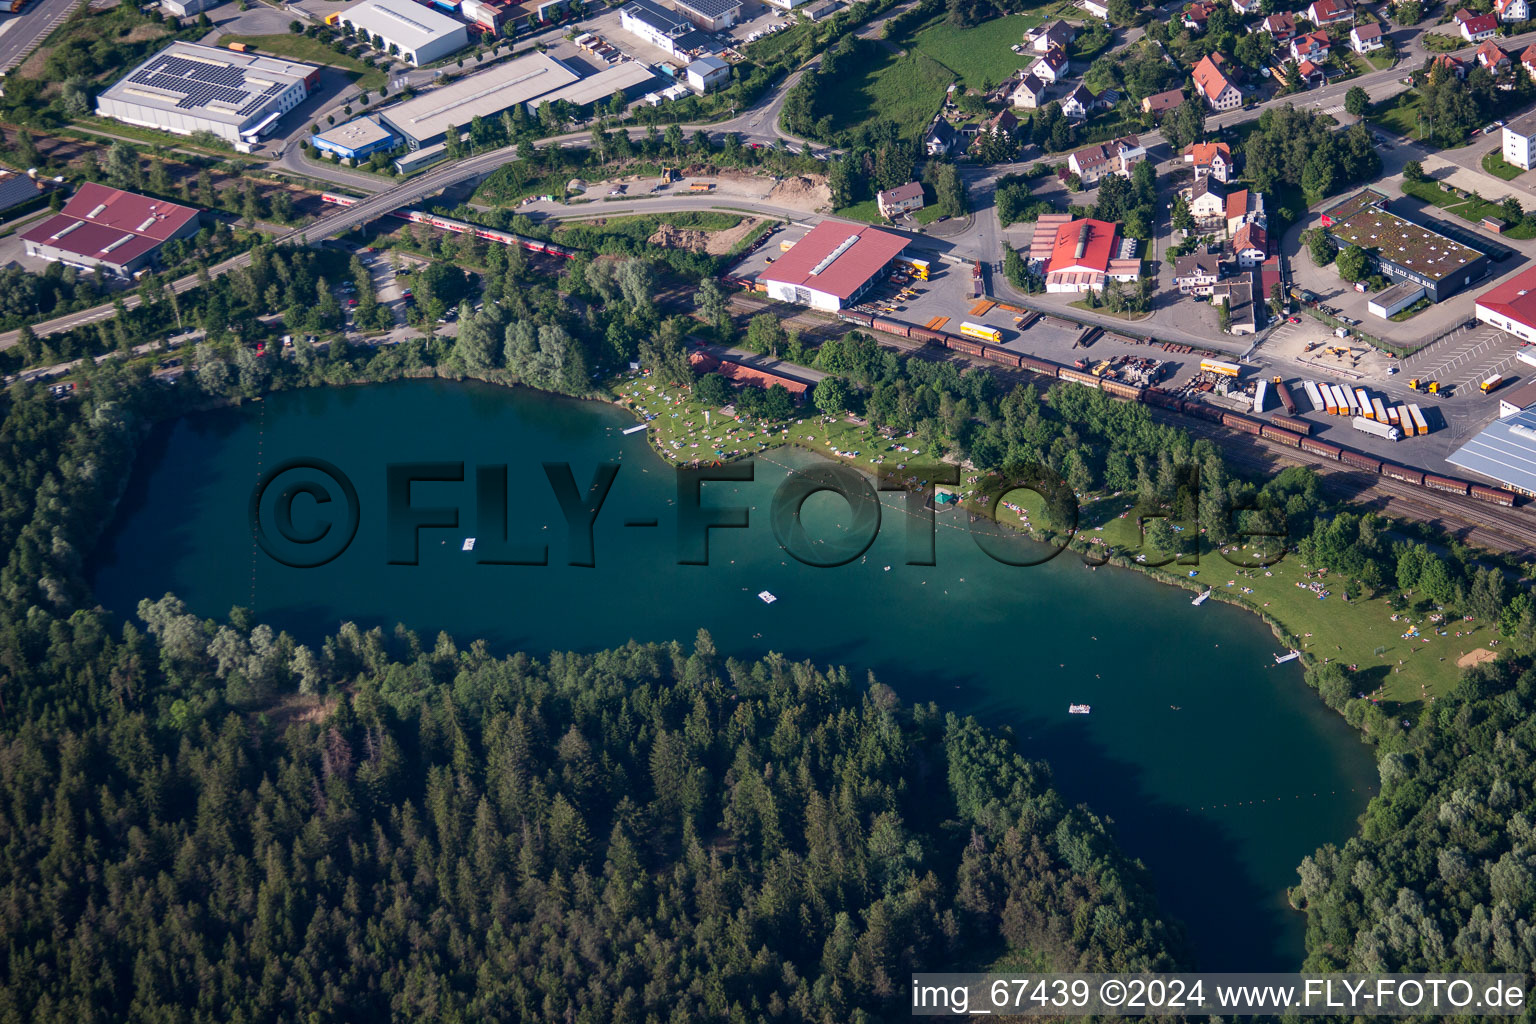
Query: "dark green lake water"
92 379 1378 969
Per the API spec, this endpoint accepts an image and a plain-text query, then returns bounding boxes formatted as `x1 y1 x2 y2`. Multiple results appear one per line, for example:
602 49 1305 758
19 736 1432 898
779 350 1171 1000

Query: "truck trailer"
1352 415 1401 441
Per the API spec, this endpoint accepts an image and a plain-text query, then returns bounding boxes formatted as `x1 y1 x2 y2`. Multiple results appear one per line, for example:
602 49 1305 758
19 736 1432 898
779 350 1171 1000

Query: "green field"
833 199 882 223
218 34 387 91
1401 178 1536 238
1482 150 1524 180
820 46 955 141
903 13 1045 91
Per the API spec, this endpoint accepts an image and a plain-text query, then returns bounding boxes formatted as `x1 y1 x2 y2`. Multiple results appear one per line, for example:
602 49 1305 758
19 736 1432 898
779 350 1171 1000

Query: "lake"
92 379 1378 969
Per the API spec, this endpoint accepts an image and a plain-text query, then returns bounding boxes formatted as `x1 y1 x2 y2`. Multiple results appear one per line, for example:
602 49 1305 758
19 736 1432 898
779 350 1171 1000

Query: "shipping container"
1300 437 1342 459
1386 406 1400 425
959 321 1003 345
1340 449 1383 472
1020 355 1059 377
1261 424 1302 446
1271 414 1311 435
1469 483 1516 506
1409 405 1429 435
1381 463 1425 485
1423 474 1469 495
1303 380 1324 412
1200 358 1241 377
1371 397 1388 422
1223 412 1263 434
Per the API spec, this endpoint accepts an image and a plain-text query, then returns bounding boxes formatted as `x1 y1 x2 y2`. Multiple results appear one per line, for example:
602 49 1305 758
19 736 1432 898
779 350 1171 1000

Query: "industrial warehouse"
757 221 910 311
1448 406 1536 496
335 0 470 66
95 42 320 148
21 183 200 278
1319 190 1495 303
370 49 654 161
1476 263 1536 342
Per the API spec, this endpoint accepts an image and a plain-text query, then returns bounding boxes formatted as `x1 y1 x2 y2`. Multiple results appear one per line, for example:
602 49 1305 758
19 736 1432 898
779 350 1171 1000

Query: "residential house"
1142 87 1186 117
1290 29 1330 63
1225 188 1266 235
1231 0 1261 14
1030 46 1071 84
1504 110 1536 170
1192 52 1243 110
876 181 925 219
1060 83 1094 120
1069 144 1113 184
1069 136 1145 183
1258 12 1296 39
1011 73 1048 109
923 119 958 155
1187 176 1227 229
1523 42 1536 80
1306 0 1353 25
1430 52 1468 78
1029 19 1076 52
1477 38 1512 71
1173 252 1222 295
1211 276 1258 333
1232 222 1268 266
1185 140 1235 182
1183 1 1216 31
1495 0 1529 22
1291 58 1327 86
1081 0 1110 18
1455 8 1498 41
979 109 1018 136
1350 22 1385 52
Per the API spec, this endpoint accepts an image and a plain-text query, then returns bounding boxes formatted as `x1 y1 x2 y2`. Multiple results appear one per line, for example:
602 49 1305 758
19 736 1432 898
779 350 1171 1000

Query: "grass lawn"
1400 178 1536 238
1365 49 1397 70
833 199 883 223
1422 32 1462 51
554 211 742 245
1389 297 1432 321
1482 150 1524 180
217 34 387 91
1067 300 1150 321
912 204 948 224
1367 90 1421 138
821 43 954 142
904 13 1045 91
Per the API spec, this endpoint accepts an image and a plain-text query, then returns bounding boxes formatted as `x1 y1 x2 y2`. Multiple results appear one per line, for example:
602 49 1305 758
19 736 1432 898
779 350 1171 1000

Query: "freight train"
832 308 1518 508
319 193 577 260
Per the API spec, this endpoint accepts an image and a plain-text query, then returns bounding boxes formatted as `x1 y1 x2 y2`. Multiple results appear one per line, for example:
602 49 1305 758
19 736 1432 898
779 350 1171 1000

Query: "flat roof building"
376 51 578 147
670 0 742 31
758 220 910 311
338 0 469 66
311 116 399 161
619 0 718 58
1321 190 1494 303
95 42 319 149
1448 405 1536 495
21 183 200 278
528 60 656 114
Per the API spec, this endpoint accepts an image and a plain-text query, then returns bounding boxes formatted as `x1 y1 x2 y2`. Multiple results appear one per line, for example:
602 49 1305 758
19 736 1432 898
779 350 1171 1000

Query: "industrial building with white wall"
95 42 319 149
375 51 578 147
758 221 910 311
337 0 470 66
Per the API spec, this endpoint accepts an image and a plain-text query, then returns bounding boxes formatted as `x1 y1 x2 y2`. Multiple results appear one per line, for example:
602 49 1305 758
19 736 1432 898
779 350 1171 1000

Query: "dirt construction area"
650 217 765 255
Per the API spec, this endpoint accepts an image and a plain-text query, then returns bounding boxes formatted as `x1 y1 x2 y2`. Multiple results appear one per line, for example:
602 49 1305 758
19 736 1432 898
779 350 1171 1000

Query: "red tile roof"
1192 53 1235 99
1226 189 1251 219
1046 218 1120 275
689 351 810 395
1185 141 1232 166
1233 223 1268 255
1477 39 1511 64
22 182 198 268
761 220 909 301
1476 265 1536 331
1461 11 1498 32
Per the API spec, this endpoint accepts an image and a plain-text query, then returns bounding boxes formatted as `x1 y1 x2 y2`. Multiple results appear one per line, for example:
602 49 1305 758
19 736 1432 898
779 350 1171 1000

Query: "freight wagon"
871 317 909 337
1299 437 1342 459
1423 474 1469 495
1100 379 1143 401
839 313 874 328
1271 414 1311 436
1340 450 1383 472
1143 388 1182 410
909 325 948 345
1057 367 1102 389
946 336 987 358
1469 484 1516 506
1260 425 1302 447
1183 402 1224 422
1381 463 1425 485
1020 355 1060 377
984 348 1022 368
1222 412 1263 434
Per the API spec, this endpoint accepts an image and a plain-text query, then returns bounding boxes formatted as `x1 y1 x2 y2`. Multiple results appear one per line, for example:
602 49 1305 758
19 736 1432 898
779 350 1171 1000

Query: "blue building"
312 117 399 162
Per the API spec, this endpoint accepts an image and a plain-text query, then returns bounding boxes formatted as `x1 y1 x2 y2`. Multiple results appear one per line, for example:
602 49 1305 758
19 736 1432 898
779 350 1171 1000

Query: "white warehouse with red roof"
1476 264 1536 343
759 220 911 311
22 183 200 279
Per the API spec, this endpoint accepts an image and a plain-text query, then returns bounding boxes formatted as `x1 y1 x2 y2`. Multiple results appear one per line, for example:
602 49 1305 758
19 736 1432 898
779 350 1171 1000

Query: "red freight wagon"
1299 437 1342 459
1020 355 1059 377
1469 484 1516 506
1222 412 1263 434
1271 414 1311 436
1340 449 1382 472
1260 425 1302 446
1423 474 1469 495
1381 463 1425 485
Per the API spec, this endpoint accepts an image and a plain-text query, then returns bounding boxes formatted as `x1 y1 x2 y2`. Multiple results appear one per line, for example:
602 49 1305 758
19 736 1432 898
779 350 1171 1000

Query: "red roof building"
1044 218 1141 292
759 220 910 311
1192 53 1242 110
22 182 200 278
1476 265 1536 342
689 351 810 396
1476 39 1512 70
1456 8 1498 39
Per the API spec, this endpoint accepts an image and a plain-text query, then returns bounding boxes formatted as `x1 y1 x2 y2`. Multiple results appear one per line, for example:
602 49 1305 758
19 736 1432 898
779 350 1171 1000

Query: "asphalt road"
0 0 77 74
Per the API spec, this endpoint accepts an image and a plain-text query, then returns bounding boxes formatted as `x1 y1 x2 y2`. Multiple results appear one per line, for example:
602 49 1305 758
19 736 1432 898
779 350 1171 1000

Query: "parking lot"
1402 322 1531 396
